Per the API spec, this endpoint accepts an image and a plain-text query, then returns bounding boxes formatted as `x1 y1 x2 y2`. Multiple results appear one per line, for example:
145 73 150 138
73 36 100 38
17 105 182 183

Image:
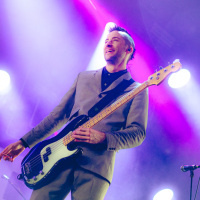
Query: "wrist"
19 138 29 148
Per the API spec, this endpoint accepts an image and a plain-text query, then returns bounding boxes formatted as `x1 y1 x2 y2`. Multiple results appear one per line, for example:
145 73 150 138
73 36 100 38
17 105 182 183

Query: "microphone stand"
190 170 194 200
194 177 200 200
181 165 200 200
1 174 26 200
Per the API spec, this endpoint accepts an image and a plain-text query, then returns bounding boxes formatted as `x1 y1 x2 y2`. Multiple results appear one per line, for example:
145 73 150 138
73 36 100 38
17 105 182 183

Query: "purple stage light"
0 70 11 94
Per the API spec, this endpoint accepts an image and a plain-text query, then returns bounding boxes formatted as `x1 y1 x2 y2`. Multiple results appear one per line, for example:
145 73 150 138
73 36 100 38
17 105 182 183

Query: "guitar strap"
88 78 134 118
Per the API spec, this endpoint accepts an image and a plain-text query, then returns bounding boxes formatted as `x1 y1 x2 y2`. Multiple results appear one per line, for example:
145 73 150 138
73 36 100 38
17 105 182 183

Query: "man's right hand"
0 140 26 162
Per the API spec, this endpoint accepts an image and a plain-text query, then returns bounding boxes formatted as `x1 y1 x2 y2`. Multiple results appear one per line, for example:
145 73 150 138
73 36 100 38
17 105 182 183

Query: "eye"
113 39 119 42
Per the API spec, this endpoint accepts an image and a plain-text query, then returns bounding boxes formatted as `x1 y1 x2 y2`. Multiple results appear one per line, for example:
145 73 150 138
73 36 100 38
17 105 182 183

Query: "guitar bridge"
22 154 43 179
24 162 31 175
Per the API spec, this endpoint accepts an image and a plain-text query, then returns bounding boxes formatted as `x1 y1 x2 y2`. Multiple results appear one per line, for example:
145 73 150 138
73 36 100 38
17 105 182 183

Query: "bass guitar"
18 61 182 189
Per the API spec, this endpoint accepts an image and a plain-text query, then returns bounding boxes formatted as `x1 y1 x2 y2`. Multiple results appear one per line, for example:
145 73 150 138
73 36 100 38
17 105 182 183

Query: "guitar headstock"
147 61 182 86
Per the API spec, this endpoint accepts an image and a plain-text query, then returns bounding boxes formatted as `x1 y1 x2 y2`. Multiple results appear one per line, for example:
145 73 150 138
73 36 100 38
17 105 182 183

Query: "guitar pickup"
43 147 52 162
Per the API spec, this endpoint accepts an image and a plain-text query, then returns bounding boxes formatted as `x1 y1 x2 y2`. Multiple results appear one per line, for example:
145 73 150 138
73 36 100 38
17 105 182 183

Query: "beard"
104 54 119 65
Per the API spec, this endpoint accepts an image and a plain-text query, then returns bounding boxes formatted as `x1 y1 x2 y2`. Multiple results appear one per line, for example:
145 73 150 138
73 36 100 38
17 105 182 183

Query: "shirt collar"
102 67 127 76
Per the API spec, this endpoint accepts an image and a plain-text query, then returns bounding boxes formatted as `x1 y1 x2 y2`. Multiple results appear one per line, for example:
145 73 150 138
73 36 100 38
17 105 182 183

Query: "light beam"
0 70 11 94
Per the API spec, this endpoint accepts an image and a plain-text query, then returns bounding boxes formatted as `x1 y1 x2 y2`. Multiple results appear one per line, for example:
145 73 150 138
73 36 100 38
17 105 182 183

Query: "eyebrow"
105 37 121 42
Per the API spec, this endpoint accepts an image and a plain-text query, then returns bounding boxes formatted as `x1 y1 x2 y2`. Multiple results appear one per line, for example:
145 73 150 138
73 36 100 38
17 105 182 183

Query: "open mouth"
106 49 115 53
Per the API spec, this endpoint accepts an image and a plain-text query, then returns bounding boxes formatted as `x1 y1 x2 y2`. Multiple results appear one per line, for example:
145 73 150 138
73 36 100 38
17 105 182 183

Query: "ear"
126 47 133 58
125 47 134 63
126 47 133 53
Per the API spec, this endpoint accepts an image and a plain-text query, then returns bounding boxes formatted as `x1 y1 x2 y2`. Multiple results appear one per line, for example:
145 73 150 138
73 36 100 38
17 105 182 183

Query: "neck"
105 53 130 73
105 62 127 73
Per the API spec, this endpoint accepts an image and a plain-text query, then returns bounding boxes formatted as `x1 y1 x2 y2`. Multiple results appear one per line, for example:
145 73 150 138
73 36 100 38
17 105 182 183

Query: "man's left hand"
72 127 106 144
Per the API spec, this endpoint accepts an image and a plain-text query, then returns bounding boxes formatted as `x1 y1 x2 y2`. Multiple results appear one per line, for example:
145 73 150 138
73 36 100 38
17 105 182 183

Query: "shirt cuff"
20 138 29 148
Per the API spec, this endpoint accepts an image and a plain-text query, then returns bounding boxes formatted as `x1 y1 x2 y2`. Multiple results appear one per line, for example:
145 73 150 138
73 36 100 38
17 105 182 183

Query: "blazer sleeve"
105 88 148 151
21 75 79 148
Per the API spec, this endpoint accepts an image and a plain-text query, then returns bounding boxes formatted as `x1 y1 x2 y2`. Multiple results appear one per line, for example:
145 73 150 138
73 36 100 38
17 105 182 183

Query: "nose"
106 40 113 47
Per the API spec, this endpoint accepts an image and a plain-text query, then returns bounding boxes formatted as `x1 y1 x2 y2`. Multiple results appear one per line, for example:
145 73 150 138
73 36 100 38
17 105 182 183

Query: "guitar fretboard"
62 80 149 146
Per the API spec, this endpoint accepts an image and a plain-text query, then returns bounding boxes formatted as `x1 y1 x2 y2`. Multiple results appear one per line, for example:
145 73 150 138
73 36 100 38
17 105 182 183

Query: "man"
0 26 148 200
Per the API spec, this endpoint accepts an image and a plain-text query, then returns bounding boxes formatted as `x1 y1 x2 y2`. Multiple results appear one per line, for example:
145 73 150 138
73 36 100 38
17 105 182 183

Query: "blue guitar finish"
18 115 88 189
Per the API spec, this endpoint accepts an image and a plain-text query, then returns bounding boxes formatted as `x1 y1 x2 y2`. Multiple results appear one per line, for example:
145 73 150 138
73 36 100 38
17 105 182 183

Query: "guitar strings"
24 89 142 171
25 134 74 169
25 106 119 169
25 105 120 168
24 97 127 169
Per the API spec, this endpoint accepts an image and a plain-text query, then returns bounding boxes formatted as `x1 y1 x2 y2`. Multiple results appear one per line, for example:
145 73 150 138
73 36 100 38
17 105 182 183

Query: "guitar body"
18 115 89 190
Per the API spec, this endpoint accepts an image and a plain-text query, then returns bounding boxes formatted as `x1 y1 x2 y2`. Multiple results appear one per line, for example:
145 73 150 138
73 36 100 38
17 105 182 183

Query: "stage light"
87 22 117 70
89 0 96 10
0 70 11 94
1 174 9 180
105 22 116 31
153 189 174 200
169 77 200 137
168 69 191 88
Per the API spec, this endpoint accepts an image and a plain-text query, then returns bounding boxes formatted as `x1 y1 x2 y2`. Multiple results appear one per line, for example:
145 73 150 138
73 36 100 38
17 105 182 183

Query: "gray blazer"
22 67 148 183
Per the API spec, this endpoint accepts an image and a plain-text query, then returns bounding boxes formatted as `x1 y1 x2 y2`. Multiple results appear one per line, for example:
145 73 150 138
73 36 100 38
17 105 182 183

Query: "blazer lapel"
89 68 136 96
92 68 103 94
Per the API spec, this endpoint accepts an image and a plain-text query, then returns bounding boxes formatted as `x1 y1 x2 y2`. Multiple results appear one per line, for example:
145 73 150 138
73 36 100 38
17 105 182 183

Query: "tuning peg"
159 66 163 69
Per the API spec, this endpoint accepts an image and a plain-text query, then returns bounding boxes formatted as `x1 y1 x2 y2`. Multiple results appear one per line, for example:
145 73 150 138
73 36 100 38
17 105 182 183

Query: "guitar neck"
63 80 149 146
82 80 149 128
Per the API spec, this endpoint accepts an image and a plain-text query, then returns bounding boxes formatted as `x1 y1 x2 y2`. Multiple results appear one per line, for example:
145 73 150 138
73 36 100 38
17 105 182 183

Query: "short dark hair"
109 25 135 60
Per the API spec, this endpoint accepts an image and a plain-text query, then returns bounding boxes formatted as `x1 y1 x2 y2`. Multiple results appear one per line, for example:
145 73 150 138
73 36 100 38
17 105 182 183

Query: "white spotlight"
168 69 191 88
153 189 174 200
0 70 11 94
105 22 116 31
87 22 116 71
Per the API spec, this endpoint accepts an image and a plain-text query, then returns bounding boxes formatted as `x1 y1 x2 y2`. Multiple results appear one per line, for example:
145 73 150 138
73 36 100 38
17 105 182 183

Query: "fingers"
0 154 13 162
0 147 10 161
74 127 90 134
0 141 25 162
0 154 3 161
0 147 13 162
72 127 106 144
72 127 90 142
